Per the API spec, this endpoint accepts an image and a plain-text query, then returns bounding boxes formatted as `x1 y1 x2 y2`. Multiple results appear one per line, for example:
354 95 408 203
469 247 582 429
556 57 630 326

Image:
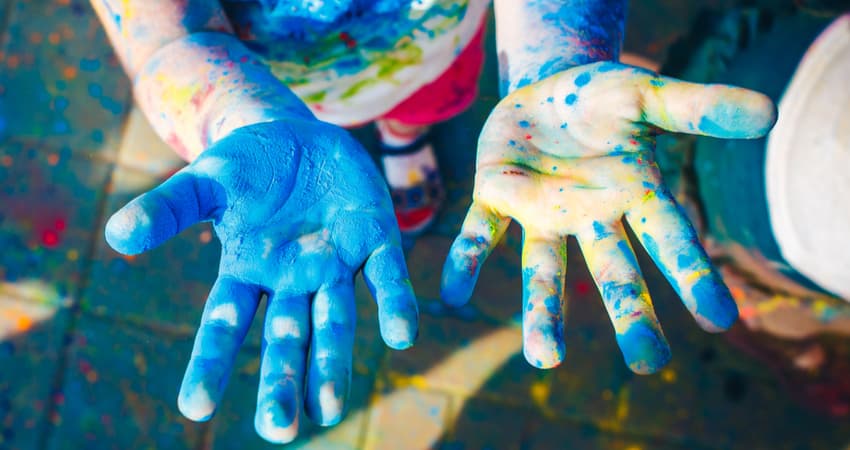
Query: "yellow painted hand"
441 62 776 373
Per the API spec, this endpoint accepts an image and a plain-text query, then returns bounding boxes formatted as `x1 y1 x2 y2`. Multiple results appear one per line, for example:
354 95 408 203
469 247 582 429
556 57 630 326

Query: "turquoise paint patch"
677 251 696 270
574 72 592 87
691 276 737 330
698 116 729 136
616 322 670 374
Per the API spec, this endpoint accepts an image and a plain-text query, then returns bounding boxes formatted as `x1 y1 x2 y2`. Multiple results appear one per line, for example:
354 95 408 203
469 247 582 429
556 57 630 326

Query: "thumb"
640 75 777 139
105 170 222 255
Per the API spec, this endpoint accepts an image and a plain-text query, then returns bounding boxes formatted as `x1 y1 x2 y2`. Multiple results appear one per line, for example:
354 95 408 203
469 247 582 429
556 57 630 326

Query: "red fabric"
380 22 487 126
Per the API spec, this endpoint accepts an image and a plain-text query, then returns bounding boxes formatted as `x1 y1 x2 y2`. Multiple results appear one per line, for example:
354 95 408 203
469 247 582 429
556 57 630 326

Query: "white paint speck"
262 238 274 259
270 316 301 339
319 382 342 419
208 303 238 327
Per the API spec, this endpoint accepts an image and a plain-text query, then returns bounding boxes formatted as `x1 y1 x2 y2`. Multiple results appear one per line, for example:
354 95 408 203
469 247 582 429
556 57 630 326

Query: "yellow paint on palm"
445 61 775 373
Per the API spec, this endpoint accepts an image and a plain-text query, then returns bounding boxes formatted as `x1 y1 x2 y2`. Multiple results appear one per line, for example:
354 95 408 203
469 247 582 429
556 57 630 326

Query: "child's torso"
220 0 490 124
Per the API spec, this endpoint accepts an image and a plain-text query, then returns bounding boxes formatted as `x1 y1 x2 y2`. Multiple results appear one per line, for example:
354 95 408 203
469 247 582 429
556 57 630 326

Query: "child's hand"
441 62 776 373
104 119 419 443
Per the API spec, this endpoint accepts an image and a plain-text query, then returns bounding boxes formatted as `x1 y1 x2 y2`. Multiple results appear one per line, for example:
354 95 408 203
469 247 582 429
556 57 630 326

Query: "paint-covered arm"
93 2 419 443
91 0 313 160
494 0 626 95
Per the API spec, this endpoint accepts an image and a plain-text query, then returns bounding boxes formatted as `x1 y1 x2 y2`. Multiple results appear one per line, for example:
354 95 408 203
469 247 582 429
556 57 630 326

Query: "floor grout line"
35 159 116 450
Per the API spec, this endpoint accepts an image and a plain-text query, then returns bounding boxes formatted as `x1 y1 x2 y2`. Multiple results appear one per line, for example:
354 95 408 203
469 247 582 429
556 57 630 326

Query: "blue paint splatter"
575 72 592 87
616 322 670 374
593 221 612 239
698 116 729 136
565 93 578 105
691 277 738 329
677 252 696 270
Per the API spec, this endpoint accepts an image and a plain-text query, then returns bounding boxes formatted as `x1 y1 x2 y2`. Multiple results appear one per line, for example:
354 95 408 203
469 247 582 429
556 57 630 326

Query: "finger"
178 277 260 421
441 201 511 307
520 235 567 369
254 292 310 444
104 169 221 255
640 74 777 139
362 242 419 350
305 282 356 426
577 221 670 374
627 193 738 332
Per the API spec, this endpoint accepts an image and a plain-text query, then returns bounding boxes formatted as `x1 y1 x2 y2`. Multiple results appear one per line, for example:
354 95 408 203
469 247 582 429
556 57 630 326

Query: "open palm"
442 62 776 373
105 119 419 443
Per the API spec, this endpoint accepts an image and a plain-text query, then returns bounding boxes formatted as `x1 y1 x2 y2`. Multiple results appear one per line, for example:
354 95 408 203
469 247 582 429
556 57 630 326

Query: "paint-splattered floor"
2 1 850 449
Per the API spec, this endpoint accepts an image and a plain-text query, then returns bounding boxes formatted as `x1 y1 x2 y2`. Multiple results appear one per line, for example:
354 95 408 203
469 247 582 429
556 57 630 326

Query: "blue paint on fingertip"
616 323 670 375
440 264 478 308
574 72 592 87
691 276 738 330
254 384 299 444
379 312 417 350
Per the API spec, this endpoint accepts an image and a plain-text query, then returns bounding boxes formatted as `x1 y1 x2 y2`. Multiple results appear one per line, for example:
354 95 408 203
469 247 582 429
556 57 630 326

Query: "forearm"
91 1 313 161
494 0 627 96
134 33 313 160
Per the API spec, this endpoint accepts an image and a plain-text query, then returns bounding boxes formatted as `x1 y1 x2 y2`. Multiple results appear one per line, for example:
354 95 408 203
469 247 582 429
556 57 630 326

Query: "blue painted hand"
441 62 776 374
104 119 419 443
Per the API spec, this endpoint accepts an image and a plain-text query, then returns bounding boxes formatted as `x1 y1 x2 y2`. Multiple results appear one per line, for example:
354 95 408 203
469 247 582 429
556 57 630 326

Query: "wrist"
495 0 626 96
134 31 314 161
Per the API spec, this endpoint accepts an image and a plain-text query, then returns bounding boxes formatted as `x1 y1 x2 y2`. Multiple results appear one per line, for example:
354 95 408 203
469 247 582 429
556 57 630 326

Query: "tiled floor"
2 1 850 449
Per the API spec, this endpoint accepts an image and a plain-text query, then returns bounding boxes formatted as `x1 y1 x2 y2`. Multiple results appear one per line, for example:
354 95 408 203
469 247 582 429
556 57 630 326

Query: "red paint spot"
576 280 591 295
396 206 435 231
54 218 66 231
502 169 526 176
525 134 532 140
235 23 253 41
41 230 60 247
190 83 215 109
339 32 357 49
629 139 638 146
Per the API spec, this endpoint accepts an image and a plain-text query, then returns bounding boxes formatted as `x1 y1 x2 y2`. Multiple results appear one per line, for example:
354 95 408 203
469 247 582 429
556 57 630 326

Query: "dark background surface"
1 0 849 449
